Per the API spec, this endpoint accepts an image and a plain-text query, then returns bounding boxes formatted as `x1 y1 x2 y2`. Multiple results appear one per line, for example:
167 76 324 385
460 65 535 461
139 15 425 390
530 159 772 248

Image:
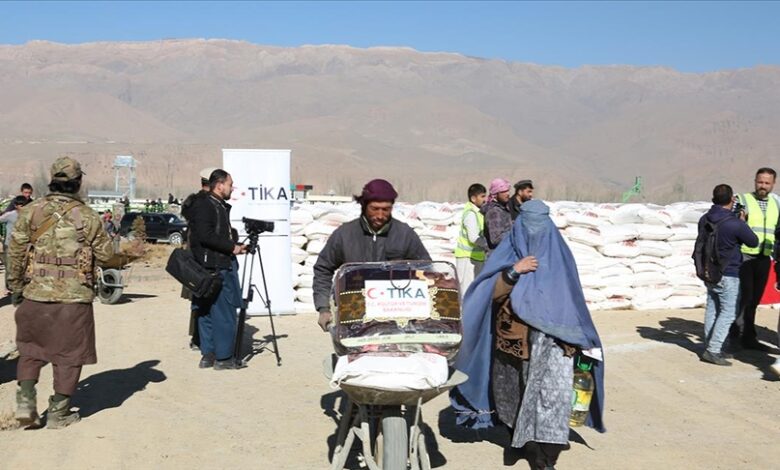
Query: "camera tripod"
232 230 282 367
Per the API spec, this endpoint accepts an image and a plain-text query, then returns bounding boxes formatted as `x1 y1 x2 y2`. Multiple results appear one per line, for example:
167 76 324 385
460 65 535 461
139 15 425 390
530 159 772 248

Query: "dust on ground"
0 267 778 469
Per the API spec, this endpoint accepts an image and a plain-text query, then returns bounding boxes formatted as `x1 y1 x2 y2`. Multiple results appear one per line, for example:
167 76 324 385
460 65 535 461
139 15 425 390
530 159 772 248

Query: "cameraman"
188 169 247 370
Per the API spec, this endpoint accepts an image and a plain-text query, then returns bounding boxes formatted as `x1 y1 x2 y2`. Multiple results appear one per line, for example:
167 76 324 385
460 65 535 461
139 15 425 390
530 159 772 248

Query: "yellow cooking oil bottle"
570 357 594 427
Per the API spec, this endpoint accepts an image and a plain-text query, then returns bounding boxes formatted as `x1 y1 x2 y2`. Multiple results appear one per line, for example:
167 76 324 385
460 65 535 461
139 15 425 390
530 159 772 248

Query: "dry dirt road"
1 267 779 469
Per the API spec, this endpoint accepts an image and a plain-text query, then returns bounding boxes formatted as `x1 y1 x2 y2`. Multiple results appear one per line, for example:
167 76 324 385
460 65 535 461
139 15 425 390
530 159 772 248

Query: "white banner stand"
223 149 295 315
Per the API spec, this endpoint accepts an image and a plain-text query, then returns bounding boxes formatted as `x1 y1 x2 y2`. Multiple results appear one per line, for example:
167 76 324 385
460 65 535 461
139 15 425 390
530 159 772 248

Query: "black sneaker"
213 358 245 370
199 354 215 369
700 350 732 366
719 351 735 359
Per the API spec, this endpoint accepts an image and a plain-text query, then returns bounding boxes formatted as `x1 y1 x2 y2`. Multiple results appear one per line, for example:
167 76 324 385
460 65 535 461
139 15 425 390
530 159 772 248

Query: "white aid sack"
292 247 308 264
330 353 449 391
602 284 635 298
631 272 670 287
667 224 698 241
631 286 674 308
551 214 568 228
298 274 314 288
669 240 695 257
304 220 341 239
414 202 456 226
634 224 673 241
600 264 633 278
291 262 307 278
291 235 308 248
565 226 603 247
306 239 327 255
639 206 674 226
663 255 693 269
566 240 602 258
566 211 604 229
580 274 607 289
636 240 673 258
295 287 314 304
595 297 632 310
631 262 665 274
609 204 645 225
290 207 315 225
583 288 608 303
599 241 641 258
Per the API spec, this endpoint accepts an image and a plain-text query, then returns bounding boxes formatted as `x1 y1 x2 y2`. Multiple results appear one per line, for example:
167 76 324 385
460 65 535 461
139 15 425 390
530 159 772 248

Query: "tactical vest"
27 200 94 286
454 202 486 261
741 192 778 256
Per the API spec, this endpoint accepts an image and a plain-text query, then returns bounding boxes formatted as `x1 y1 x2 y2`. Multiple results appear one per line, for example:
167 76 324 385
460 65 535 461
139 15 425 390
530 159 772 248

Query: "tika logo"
236 185 289 201
366 286 428 299
364 280 432 320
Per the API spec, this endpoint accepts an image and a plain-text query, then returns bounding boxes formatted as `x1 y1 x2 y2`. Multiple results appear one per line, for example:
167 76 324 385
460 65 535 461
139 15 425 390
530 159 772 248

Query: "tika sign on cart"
364 280 432 320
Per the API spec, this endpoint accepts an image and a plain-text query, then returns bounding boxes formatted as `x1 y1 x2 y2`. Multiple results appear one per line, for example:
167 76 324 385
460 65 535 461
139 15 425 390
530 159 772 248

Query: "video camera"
242 217 275 235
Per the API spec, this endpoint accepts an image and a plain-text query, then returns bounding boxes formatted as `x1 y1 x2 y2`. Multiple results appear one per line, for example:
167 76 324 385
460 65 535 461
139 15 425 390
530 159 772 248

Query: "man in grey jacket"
313 179 431 331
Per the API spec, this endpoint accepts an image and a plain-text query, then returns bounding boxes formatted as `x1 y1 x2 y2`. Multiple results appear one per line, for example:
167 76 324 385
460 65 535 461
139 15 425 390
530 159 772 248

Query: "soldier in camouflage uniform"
8 156 132 429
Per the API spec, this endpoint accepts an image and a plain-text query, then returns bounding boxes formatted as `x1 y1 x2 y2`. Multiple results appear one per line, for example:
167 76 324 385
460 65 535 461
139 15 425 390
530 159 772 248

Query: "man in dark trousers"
313 179 431 331
180 167 215 351
697 184 758 365
731 167 780 351
187 169 246 369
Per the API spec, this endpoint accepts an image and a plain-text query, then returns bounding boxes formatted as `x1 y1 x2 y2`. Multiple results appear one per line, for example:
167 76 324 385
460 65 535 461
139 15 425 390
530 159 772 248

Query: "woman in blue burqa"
451 199 605 470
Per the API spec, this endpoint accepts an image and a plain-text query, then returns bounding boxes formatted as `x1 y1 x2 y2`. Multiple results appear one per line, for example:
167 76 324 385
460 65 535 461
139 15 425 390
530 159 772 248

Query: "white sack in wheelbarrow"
330 353 449 391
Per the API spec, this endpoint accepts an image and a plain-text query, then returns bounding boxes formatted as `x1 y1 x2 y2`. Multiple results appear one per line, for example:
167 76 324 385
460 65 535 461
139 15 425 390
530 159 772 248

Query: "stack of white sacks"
290 201 711 314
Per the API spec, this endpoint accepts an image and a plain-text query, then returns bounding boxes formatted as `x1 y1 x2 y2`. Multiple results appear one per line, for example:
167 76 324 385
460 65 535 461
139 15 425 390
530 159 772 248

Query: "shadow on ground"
111 293 159 305
637 316 779 381
72 360 166 418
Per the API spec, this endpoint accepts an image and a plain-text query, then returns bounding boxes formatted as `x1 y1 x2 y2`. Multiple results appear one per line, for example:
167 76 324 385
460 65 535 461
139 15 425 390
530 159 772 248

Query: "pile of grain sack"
290 201 711 314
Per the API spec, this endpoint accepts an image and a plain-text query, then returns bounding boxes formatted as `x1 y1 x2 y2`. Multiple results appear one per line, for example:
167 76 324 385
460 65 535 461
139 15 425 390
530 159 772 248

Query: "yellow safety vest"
454 202 486 261
741 192 778 256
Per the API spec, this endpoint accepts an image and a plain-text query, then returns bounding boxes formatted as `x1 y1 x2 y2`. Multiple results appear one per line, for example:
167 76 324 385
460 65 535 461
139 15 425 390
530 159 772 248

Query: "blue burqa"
451 200 606 433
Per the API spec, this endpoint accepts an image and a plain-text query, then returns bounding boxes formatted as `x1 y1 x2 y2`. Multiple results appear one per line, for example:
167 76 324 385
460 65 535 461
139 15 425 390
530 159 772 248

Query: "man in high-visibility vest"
455 183 488 293
731 167 780 351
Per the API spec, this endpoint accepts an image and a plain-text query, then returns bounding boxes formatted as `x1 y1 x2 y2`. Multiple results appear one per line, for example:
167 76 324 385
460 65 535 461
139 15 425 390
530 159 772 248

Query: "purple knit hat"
355 179 398 205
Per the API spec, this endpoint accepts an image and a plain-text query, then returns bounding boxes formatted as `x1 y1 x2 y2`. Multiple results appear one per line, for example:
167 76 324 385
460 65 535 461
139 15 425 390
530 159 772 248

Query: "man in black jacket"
313 179 430 331
180 167 215 351
187 169 246 369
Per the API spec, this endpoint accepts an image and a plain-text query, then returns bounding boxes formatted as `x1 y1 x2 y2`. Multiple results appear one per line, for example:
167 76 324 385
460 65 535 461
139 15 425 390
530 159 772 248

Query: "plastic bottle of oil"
569 358 594 427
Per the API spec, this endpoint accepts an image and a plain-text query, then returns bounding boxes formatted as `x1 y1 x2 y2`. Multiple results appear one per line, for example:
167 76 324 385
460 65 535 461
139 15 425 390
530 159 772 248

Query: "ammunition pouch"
77 247 95 287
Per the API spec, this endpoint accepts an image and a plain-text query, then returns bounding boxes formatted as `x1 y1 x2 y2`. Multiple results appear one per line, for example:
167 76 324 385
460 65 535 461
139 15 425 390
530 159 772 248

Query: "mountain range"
1 39 778 202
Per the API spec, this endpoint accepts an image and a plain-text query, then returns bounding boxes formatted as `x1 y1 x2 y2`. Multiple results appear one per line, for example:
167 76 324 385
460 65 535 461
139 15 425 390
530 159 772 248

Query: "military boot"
46 395 81 429
15 386 41 428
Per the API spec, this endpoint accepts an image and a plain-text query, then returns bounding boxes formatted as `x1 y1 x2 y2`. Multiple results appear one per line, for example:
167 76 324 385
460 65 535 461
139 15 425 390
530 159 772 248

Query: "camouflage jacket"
8 192 122 303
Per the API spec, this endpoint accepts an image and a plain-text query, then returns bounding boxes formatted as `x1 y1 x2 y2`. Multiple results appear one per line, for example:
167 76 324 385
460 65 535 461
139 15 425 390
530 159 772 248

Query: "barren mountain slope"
0 40 778 201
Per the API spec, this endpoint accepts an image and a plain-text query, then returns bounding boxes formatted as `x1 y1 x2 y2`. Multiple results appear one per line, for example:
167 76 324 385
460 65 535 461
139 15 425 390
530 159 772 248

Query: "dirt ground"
1 266 779 469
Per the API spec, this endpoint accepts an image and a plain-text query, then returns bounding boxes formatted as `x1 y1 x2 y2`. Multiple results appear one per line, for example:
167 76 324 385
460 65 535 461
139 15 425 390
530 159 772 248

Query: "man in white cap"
180 167 217 350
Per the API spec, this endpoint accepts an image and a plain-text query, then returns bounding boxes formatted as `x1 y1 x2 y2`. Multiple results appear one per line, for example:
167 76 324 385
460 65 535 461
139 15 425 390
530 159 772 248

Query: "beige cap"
51 156 84 181
200 167 218 182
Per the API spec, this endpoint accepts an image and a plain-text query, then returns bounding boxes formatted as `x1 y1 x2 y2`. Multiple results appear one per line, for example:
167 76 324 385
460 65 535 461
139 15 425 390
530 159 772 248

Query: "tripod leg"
255 247 282 366
231 253 253 365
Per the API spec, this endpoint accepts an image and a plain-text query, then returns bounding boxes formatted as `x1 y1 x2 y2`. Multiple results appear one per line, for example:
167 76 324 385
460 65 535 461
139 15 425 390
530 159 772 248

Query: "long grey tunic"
492 329 573 448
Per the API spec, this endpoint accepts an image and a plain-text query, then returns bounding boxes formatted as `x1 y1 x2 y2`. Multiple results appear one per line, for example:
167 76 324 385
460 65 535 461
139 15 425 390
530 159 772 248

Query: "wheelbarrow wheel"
380 406 408 470
98 269 124 304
